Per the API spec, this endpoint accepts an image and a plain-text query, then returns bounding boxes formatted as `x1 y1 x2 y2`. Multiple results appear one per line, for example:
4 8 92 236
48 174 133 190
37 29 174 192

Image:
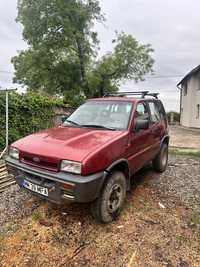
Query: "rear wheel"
91 171 126 223
153 143 168 172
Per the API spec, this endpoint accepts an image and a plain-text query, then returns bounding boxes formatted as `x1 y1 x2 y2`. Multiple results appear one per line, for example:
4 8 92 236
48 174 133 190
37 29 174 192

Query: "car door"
148 101 164 157
126 101 153 173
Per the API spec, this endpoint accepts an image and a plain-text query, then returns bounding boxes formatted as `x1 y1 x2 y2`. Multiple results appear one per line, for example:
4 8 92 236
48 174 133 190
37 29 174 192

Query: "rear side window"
157 100 167 118
149 102 161 123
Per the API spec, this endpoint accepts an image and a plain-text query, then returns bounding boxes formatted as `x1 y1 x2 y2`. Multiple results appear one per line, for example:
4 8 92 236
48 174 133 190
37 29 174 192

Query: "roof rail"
146 93 159 99
103 91 159 99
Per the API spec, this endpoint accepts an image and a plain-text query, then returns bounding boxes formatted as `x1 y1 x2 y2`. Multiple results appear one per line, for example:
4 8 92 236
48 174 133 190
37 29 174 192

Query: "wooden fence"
0 162 15 193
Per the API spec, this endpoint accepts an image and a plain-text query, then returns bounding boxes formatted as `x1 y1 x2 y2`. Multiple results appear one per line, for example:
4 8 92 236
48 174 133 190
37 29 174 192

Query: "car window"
149 102 161 123
135 103 149 120
63 101 133 130
157 100 167 120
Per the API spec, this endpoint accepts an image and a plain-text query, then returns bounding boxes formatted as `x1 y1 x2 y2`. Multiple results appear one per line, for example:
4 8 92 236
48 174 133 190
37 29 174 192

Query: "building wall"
180 73 200 128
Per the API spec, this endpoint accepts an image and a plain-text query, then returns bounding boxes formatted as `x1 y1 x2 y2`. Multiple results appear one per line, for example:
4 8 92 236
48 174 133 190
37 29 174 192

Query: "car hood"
13 126 125 162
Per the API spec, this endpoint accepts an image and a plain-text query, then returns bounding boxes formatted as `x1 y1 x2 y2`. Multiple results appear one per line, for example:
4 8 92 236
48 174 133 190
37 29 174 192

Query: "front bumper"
6 156 106 204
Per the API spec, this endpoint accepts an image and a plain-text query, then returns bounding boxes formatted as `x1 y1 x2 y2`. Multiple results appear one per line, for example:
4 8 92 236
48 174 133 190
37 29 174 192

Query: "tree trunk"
99 76 105 97
76 38 89 95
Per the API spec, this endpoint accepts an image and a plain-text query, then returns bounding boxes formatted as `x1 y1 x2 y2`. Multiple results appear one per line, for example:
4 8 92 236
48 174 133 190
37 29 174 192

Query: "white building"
177 65 200 128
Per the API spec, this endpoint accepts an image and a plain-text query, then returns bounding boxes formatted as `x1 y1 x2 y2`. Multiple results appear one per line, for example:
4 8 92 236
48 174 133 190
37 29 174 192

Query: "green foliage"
87 32 154 97
113 32 154 80
0 92 64 150
169 148 200 158
12 1 154 103
63 88 86 107
12 48 82 95
13 0 103 96
167 111 180 123
32 210 44 222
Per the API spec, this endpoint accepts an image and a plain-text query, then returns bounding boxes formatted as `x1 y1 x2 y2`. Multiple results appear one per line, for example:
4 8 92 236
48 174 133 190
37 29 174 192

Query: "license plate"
23 180 48 196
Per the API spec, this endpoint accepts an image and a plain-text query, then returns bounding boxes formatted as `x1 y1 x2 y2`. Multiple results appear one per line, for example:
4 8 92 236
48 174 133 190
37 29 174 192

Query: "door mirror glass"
135 119 149 131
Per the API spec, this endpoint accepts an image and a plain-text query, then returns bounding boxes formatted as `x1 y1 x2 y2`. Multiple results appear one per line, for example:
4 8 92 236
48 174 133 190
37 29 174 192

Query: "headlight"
9 147 19 160
60 160 82 174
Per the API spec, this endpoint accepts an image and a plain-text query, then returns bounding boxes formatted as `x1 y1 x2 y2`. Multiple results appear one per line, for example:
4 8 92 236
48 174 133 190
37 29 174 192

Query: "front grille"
20 152 59 172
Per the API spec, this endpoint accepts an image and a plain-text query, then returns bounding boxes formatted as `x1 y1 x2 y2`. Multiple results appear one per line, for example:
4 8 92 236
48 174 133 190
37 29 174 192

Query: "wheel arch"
161 135 170 147
105 159 131 191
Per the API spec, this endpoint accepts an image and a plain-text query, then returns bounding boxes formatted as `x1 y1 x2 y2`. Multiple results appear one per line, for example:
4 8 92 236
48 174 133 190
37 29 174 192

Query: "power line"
0 70 13 74
0 69 185 79
145 75 183 79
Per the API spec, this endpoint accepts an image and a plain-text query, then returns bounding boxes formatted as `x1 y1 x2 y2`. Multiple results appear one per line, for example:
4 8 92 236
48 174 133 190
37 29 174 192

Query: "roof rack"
103 91 159 99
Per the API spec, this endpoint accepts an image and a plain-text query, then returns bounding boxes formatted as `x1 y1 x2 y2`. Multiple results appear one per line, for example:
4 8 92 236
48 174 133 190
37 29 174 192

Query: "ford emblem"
33 157 40 163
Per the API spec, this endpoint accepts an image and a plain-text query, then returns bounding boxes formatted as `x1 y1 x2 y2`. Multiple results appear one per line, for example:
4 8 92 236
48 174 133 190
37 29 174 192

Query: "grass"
188 212 200 229
32 210 44 222
169 148 200 158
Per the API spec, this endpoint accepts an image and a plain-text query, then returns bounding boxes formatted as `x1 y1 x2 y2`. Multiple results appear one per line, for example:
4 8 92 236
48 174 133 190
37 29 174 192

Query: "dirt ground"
0 155 200 267
170 126 200 149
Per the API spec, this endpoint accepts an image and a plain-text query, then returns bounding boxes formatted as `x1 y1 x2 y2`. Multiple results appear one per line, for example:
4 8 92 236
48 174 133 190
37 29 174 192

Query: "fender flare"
160 135 170 148
106 158 131 190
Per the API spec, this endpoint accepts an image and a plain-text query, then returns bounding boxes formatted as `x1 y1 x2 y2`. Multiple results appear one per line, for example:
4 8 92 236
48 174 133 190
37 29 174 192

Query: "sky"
1 0 200 111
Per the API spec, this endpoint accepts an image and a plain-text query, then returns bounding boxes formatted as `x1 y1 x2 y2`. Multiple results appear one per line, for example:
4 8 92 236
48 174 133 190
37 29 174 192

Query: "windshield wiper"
64 121 116 131
64 119 80 126
81 124 117 131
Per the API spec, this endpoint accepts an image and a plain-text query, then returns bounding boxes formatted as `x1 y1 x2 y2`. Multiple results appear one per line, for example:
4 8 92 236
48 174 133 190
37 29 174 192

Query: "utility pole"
0 87 17 159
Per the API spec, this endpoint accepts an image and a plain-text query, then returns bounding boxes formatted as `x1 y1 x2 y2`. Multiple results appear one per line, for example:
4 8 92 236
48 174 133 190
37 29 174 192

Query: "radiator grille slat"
20 152 59 172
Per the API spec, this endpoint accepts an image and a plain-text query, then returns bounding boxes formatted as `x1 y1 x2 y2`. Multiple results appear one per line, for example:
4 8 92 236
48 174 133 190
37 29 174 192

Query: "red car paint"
11 97 168 176
13 127 128 175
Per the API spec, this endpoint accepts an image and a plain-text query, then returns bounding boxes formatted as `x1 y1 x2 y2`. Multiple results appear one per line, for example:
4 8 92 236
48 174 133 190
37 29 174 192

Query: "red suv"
6 91 169 223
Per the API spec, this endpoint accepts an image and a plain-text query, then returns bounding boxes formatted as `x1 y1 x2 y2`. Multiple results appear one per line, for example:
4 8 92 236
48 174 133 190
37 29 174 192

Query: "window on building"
196 74 200 90
197 104 200 119
183 82 188 96
197 80 200 91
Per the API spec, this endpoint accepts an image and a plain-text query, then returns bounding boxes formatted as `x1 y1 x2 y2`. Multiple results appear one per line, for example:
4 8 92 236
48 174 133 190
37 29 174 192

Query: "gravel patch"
0 185 42 234
156 155 200 208
0 155 200 232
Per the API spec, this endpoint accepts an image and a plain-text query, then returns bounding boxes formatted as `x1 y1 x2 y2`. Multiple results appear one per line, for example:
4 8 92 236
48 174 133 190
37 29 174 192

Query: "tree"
87 32 154 97
12 1 154 105
12 0 103 95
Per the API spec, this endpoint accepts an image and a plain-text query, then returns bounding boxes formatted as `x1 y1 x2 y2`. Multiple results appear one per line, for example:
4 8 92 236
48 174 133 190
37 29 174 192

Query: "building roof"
177 65 200 87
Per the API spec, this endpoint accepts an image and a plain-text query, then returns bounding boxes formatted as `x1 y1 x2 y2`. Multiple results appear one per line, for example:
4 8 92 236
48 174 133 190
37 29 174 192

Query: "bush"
0 92 64 150
167 111 180 124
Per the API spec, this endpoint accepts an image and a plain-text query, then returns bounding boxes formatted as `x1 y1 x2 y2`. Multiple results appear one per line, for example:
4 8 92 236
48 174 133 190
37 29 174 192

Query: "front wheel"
152 143 168 172
91 171 126 223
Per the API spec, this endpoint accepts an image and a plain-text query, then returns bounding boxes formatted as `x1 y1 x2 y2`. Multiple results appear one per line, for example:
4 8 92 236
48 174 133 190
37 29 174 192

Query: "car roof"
88 96 159 103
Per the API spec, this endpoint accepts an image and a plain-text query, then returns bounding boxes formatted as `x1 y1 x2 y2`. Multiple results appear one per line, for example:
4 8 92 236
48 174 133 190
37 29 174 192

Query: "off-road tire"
91 171 126 223
153 143 168 172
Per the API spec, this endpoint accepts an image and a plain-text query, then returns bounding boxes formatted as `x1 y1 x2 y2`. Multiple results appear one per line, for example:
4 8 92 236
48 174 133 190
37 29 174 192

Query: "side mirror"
61 115 68 124
135 119 149 132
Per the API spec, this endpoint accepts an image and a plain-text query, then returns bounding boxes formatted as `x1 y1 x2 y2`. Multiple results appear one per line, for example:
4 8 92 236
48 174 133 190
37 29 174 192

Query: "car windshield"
63 101 133 130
